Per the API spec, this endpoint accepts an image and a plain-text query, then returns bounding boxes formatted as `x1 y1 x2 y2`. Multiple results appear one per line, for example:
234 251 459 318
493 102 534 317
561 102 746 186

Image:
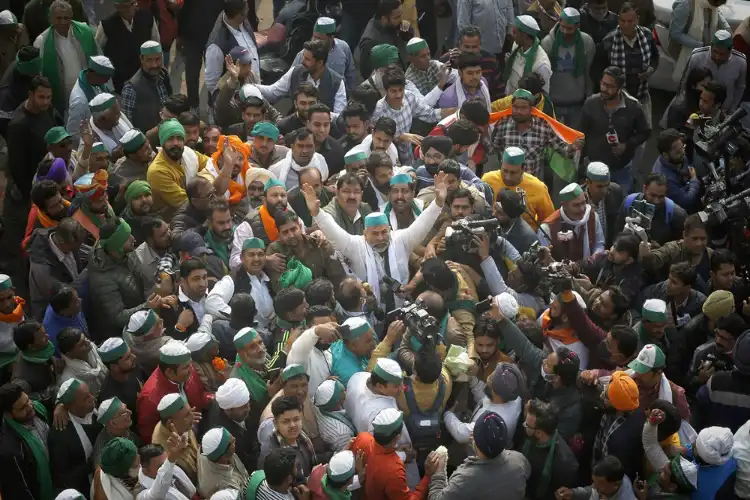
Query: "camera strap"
382 248 396 314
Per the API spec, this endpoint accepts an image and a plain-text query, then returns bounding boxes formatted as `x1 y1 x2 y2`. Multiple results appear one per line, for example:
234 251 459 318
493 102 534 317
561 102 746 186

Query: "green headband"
234 327 258 348
140 42 163 56
100 219 132 256
158 395 187 418
98 342 128 363
313 18 336 34
282 364 308 382
364 213 388 228
57 379 81 405
206 428 232 461
0 276 12 291
121 131 146 154
344 150 368 165
242 237 265 251
407 39 428 55
124 180 151 204
98 397 123 425
264 178 285 192
16 54 41 75
318 380 345 411
132 309 158 336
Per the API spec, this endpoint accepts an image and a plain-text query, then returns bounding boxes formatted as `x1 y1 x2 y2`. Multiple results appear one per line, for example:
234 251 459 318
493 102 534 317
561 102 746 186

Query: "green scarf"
80 202 115 229
549 26 585 77
445 277 475 313
383 201 422 228
76 69 107 102
322 474 352 500
204 229 230 267
21 341 55 364
279 257 313 289
233 357 269 403
503 37 540 82
276 317 306 331
522 431 559 499
42 21 98 112
4 401 54 500
245 470 266 500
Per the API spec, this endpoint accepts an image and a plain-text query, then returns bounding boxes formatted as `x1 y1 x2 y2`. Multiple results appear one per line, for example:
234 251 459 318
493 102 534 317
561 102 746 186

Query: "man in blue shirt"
292 17 356 90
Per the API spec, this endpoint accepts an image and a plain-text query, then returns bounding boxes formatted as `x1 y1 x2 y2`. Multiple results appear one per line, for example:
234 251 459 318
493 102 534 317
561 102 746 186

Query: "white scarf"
364 239 409 309
454 80 491 112
90 114 133 153
270 150 329 187
360 134 399 166
388 198 424 229
61 343 108 396
138 462 194 500
559 204 593 258
70 411 94 460
367 177 389 211
673 0 719 82
98 471 134 500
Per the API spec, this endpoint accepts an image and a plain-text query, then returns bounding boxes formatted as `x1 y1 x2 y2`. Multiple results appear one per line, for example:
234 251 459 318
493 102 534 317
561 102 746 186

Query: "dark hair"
350 84 381 115
273 210 300 230
421 258 456 292
203 124 221 137
414 348 442 384
669 261 697 287
382 68 406 90
138 444 165 467
271 395 303 418
0 382 26 414
376 0 402 18
164 93 190 116
527 399 559 435
49 283 76 314
552 346 580 385
229 293 257 329
99 218 123 241
31 180 60 211
649 399 681 442
704 81 727 105
460 98 490 126
336 172 365 191
373 116 397 137
612 232 640 260
592 456 625 482
179 257 207 279
186 176 211 199
292 127 314 144
447 119 480 147
458 25 481 41
438 159 461 177
610 325 639 358
274 288 306 317
456 52 482 70
29 75 51 93
209 198 231 219
143 217 166 241
711 248 736 273
684 213 706 235
366 151 393 175
619 1 638 14
685 66 713 91
369 371 393 388
17 46 40 63
474 314 501 340
305 279 335 307
223 0 246 18
657 128 685 155
603 66 625 88
518 72 544 95
54 218 83 245
605 285 630 317
263 448 298 487
306 304 333 322
177 111 199 127
13 320 42 351
239 96 263 111
57 327 82 355
294 82 319 100
337 277 363 311
716 313 748 339
645 173 667 187
306 102 331 121
342 102 369 123
447 187 474 206
303 39 328 63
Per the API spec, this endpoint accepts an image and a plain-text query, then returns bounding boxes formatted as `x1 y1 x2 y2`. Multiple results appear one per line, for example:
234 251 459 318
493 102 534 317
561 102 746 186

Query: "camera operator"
422 187 479 260
538 183 605 262
706 249 750 321
640 214 711 286
417 159 489 216
639 262 707 329
652 129 701 213
583 162 623 248
614 173 687 247
396 290 469 371
686 312 747 398
689 82 727 172
492 188 538 254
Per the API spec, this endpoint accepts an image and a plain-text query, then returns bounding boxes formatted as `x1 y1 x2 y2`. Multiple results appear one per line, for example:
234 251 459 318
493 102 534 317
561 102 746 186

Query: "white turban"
493 293 519 319
696 427 734 465
215 378 250 410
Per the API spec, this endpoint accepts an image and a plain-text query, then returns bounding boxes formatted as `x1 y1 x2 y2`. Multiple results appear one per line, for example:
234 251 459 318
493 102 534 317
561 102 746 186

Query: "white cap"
372 358 403 385
185 331 214 352
97 337 128 363
90 55 114 70
493 293 519 319
56 378 82 405
88 92 116 108
157 393 186 418
216 378 250 410
55 490 86 500
314 379 337 407
515 15 540 35
159 339 191 365
0 11 17 26
327 450 356 482
120 129 143 145
201 427 232 460
586 161 610 182
372 408 403 435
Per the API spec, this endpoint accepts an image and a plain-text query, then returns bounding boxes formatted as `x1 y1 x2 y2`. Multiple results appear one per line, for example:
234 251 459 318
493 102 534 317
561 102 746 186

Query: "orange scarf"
258 205 279 242
489 107 583 144
541 309 579 345
35 199 71 228
212 135 251 205
0 296 25 323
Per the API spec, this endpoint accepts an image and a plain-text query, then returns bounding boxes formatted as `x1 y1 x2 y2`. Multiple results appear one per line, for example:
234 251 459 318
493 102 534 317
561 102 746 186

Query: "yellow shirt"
490 94 549 114
481 171 555 227
147 149 210 219
396 369 453 417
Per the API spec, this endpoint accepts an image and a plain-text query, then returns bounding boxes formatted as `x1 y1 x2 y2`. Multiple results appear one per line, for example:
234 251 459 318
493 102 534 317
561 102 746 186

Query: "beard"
49 210 66 221
165 145 184 161
371 241 389 253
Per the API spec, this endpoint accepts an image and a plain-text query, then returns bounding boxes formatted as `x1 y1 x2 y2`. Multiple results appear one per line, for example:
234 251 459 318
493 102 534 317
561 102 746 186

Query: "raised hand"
224 54 240 81
301 182 320 217
433 171 448 207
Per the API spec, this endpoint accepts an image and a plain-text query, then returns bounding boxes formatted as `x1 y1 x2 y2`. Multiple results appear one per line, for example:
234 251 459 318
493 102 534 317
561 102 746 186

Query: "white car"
649 0 750 91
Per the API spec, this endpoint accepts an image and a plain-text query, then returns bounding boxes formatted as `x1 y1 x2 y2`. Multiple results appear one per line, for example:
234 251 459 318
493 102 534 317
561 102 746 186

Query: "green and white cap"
55 489 86 500
344 145 368 165
407 37 428 55
282 363 308 382
98 337 128 363
364 212 389 228
586 161 610 182
127 309 158 337
314 379 345 411
56 378 82 405
713 29 733 48
389 173 412 186
0 274 12 291
512 88 535 103
186 331 214 353
559 183 583 202
642 298 668 323
372 407 403 436
157 393 187 418
239 84 262 102
314 16 336 34
89 55 114 76
502 146 525 166
342 316 372 340
90 142 107 154
120 129 146 154
202 427 232 461
560 7 580 23
628 344 666 374
242 237 265 251
327 450 356 483
89 92 116 112
140 40 162 56
97 397 123 426
515 15 540 36
0 10 17 26
372 358 403 385
159 340 191 365
233 327 258 349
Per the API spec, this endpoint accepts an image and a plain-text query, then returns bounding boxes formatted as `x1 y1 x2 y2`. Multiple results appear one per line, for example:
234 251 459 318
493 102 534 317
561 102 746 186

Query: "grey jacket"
428 452 531 500
541 29 596 105
572 476 637 500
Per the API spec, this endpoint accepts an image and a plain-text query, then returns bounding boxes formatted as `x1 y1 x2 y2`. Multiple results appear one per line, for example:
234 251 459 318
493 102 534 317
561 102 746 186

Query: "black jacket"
49 416 100 494
169 202 207 242
0 62 32 137
0 418 44 500
200 400 260 471
358 17 409 78
585 182 624 247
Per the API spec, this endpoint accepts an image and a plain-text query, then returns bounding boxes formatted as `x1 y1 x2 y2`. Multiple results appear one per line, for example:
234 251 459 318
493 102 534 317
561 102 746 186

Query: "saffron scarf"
322 474 351 500
549 25 586 77
0 296 25 323
21 340 56 363
541 310 579 345
35 199 71 228
258 205 279 242
210 135 250 205
42 21 97 112
233 357 269 403
503 37 541 82
4 401 53 500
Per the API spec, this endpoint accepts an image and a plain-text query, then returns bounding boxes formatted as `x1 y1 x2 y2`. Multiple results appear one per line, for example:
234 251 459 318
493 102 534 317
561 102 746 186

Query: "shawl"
560 204 593 257
454 79 491 111
98 470 136 500
322 475 351 500
549 25 586 77
90 114 134 153
22 340 56 363
34 199 71 229
0 296 25 323
204 229 231 267
208 136 251 205
522 431 560 499
77 69 108 102
258 205 280 242
384 199 423 229
504 37 541 81
4 401 53 500
70 411 95 461
60 344 108 397
269 150 329 187
42 21 97 111
609 25 652 100
233 359 269 403
197 453 249 498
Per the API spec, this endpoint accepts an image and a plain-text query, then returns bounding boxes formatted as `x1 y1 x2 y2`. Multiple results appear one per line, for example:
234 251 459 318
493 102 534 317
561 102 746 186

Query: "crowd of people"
0 0 749 498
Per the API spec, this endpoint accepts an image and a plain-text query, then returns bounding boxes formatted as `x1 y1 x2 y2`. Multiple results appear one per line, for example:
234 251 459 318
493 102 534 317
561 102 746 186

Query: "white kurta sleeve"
333 79 347 114
286 327 319 367
205 275 234 317
138 460 176 500
255 66 294 104
398 200 443 252
313 208 361 258
230 221 254 271
443 410 474 444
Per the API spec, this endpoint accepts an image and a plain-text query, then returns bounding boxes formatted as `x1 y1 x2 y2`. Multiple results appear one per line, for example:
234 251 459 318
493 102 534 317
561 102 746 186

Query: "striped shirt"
256 481 295 500
316 409 356 452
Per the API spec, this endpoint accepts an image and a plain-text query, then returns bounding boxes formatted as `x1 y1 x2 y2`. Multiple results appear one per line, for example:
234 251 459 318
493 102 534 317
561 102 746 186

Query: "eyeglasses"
197 190 216 200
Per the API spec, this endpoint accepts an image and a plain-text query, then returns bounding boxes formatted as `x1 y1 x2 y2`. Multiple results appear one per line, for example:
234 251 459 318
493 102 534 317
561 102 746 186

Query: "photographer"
583 162 623 248
707 249 750 321
640 214 711 286
492 188 539 254
687 313 747 398
614 174 687 247
652 129 701 213
424 187 478 260
639 262 707 329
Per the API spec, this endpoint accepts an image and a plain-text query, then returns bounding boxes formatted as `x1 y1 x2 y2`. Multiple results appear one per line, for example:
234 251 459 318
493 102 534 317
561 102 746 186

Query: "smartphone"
382 275 403 293
476 298 492 315
268 367 282 380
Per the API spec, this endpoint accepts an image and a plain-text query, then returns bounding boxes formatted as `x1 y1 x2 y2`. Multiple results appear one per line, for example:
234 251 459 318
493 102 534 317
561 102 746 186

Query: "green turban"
370 44 400 69
279 257 313 289
124 180 151 204
100 437 138 477
159 119 185 146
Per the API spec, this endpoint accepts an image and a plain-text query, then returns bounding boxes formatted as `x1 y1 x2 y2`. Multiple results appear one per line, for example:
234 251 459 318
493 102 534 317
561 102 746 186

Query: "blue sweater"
43 306 89 357
652 156 701 212
685 444 737 500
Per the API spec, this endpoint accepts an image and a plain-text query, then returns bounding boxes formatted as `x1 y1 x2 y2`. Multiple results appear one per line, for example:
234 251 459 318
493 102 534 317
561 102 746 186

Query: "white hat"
89 92 116 112
127 309 159 337
97 337 128 363
140 40 162 55
185 331 214 352
515 15 540 35
159 340 191 365
157 393 187 418
642 298 668 323
493 293 519 319
696 427 734 465
55 490 86 500
314 379 345 411
372 358 403 385
327 450 356 483
239 84 262 102
97 397 124 425
0 10 17 26
586 162 610 182
56 378 83 405
342 316 372 340
201 427 232 461
209 489 240 500
372 408 403 436
216 378 250 410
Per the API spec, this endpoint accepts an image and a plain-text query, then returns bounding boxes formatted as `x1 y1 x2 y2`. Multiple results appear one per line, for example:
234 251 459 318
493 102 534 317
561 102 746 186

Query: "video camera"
695 108 750 202
698 186 750 227
444 217 501 255
516 242 573 298
386 301 440 350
